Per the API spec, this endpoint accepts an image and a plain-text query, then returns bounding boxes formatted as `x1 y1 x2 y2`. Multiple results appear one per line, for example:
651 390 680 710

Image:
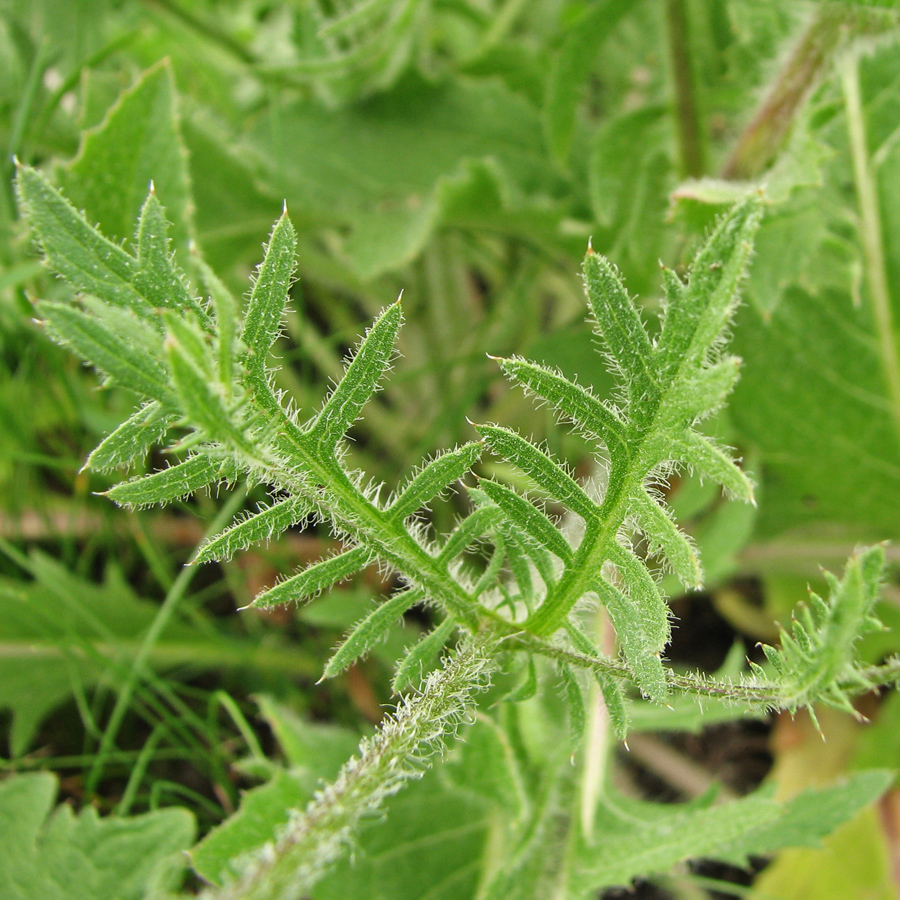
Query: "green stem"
204 635 496 900
666 0 704 177
722 4 846 179
249 370 483 629
841 53 900 443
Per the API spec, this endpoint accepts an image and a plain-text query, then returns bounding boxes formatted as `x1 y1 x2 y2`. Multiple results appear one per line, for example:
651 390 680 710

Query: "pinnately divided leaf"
193 496 313 565
252 546 370 609
105 455 240 508
753 545 887 716
323 589 422 679
309 301 403 452
388 442 483 521
84 401 175 472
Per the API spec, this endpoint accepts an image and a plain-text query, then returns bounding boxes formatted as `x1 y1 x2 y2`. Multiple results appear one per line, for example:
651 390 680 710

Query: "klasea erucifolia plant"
15 165 898 899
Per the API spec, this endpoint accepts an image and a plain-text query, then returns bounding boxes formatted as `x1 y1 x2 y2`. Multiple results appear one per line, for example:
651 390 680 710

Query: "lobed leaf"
165 325 250 450
594 577 668 702
196 258 240 390
496 356 628 459
241 211 296 378
15 166 151 316
388 442 482 521
392 618 457 693
323 589 422 679
193 496 312 565
85 401 175 472
559 663 587 750
630 489 702 589
477 479 573 563
677 429 755 503
564 620 629 740
608 544 671 651
757 545 887 713
252 546 370 609
309 301 403 452
105 455 239 507
38 300 171 402
582 250 658 400
657 197 763 377
436 505 503 564
477 423 596 519
133 189 199 318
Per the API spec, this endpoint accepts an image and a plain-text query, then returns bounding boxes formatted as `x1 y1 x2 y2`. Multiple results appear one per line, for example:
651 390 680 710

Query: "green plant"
13 162 898 899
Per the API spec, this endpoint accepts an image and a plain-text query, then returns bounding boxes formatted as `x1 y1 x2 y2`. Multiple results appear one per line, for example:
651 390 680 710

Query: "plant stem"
204 634 496 900
841 52 900 444
722 4 850 180
666 0 704 178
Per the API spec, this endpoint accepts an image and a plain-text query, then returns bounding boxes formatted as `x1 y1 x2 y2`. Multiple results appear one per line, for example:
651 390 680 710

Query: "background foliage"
2 1 900 898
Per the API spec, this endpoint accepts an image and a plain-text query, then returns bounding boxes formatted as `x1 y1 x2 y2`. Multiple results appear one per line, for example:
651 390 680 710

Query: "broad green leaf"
0 772 194 900
58 60 192 253
312 770 492 900
733 283 900 536
193 496 312 565
571 771 893 896
191 698 360 887
0 550 281 756
251 546 370 609
309 301 403 451
190 769 313 888
105 454 240 508
323 589 420 678
250 73 561 277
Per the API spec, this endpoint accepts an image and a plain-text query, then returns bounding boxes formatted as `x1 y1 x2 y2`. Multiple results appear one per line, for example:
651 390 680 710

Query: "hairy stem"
723 4 850 180
203 635 497 900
